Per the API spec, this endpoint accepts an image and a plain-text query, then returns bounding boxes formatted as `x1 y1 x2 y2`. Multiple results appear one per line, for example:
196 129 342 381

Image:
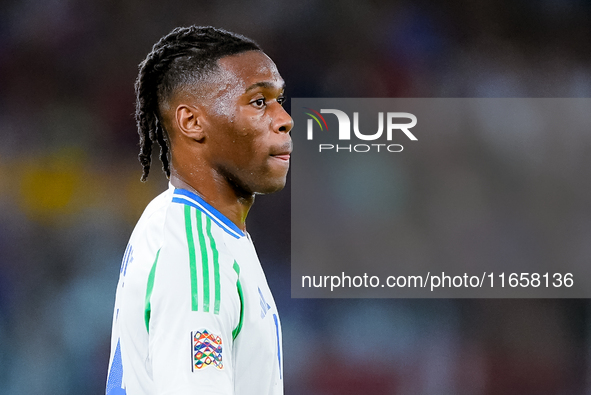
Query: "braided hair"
135 26 261 181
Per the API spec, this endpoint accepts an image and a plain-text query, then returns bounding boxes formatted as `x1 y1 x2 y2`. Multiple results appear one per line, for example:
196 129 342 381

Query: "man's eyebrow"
244 81 286 93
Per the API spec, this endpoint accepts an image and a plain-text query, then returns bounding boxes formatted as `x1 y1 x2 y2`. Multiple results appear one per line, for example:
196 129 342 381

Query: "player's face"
202 51 293 195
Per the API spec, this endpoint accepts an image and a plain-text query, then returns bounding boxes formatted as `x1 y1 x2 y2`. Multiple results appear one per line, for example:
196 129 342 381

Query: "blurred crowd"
1 0 591 394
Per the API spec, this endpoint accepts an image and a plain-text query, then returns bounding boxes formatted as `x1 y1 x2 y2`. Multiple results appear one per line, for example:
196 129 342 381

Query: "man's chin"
254 177 288 195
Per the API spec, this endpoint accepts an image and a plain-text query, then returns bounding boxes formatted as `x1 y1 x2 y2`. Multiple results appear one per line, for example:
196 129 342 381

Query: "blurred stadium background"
1 0 591 393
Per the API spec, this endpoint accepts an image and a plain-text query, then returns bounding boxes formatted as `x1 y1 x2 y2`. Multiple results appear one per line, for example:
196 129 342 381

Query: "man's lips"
271 154 290 161
271 141 292 161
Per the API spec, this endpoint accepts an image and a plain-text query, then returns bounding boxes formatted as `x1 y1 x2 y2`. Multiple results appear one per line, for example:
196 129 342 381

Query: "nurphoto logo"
304 108 418 153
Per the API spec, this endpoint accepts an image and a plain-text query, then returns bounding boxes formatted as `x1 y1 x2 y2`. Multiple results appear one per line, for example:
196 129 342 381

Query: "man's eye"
277 96 286 106
253 98 265 107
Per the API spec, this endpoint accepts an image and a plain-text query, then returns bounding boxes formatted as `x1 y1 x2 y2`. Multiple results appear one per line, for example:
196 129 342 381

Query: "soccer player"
105 26 292 395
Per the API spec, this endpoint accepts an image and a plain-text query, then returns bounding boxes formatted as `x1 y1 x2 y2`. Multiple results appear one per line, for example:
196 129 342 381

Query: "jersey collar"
172 188 245 239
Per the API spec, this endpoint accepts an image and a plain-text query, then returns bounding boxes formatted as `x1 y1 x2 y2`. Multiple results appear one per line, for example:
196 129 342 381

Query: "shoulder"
132 186 175 238
145 190 242 311
119 186 186 285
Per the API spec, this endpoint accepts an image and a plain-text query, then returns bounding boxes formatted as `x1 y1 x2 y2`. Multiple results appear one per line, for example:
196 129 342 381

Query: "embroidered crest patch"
192 330 223 371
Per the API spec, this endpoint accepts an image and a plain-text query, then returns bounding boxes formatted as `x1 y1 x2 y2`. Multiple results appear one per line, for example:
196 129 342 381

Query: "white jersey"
105 186 283 395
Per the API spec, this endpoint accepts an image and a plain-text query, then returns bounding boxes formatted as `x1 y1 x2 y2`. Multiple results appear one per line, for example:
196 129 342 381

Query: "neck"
169 168 254 232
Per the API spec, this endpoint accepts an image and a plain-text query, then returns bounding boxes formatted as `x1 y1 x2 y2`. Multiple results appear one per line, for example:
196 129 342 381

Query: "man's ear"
175 104 206 141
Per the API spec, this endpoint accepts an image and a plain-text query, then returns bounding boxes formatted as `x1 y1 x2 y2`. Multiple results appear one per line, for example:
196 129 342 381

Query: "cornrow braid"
134 26 261 181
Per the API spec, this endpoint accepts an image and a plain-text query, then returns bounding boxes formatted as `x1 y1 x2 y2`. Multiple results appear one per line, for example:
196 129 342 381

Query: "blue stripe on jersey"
120 244 133 277
106 339 127 395
172 189 245 239
273 314 282 380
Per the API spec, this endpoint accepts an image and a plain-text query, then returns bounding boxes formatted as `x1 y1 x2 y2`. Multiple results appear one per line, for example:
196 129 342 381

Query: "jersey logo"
258 287 271 318
192 329 223 371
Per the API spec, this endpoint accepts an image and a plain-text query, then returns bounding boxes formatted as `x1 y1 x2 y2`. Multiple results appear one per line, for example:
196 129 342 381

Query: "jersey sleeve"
147 205 241 395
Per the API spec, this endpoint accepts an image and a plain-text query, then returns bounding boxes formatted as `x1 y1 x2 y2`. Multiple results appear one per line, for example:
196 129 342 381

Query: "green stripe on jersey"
195 210 210 312
184 205 199 311
206 217 221 315
184 205 222 315
232 261 244 340
144 249 161 333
